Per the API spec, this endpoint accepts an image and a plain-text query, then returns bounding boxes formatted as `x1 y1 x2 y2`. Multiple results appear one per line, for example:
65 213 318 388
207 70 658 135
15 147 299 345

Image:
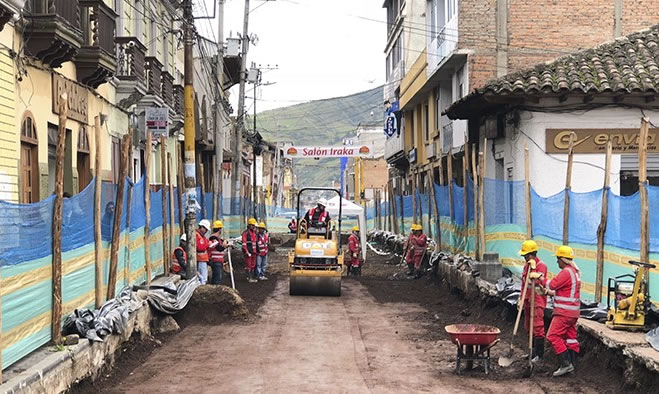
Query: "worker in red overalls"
256 222 270 280
347 226 362 276
171 233 188 278
303 199 330 228
242 218 258 283
405 224 427 278
209 220 228 285
543 245 581 377
196 219 214 285
518 240 548 363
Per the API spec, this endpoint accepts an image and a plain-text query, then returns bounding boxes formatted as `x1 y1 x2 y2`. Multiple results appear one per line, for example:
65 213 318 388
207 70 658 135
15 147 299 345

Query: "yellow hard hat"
555 245 574 259
352 226 359 232
518 240 538 256
258 221 266 228
248 218 257 226
411 224 422 231
213 220 224 229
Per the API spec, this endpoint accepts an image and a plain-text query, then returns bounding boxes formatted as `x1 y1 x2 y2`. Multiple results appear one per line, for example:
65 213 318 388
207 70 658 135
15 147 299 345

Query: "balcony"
137 56 165 111
161 71 174 109
0 1 25 31
385 132 406 168
24 0 82 68
384 59 402 101
441 118 467 154
115 36 147 109
427 15 458 79
75 0 117 88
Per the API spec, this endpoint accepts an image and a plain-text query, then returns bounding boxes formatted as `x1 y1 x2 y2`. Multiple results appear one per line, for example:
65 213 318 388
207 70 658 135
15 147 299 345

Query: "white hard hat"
199 219 211 231
318 198 327 207
291 216 296 220
180 233 187 242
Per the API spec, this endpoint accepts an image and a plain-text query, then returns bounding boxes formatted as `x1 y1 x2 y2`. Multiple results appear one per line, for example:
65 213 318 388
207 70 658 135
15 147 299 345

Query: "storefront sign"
408 147 417 164
146 107 169 135
283 145 374 158
52 74 88 123
546 128 659 154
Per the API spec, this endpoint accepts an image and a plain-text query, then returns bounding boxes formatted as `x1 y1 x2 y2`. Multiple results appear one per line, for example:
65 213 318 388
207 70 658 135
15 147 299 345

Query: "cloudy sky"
195 0 386 112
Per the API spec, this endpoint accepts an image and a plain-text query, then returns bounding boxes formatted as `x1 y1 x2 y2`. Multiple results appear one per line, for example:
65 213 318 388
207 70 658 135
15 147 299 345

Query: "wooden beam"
479 138 488 258
108 134 130 300
176 142 185 234
428 169 441 251
94 115 103 308
562 132 575 245
471 145 479 259
143 132 152 285
645 95 655 103
168 153 175 267
52 94 67 344
160 136 169 276
525 144 532 239
583 95 594 103
639 118 650 270
595 141 612 302
388 180 399 234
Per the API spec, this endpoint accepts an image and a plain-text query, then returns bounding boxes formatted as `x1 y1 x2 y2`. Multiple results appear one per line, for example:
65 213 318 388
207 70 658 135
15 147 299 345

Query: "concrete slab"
578 318 648 348
624 346 659 373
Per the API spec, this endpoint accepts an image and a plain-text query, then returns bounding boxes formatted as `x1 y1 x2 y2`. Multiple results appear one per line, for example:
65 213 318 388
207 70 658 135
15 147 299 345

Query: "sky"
195 0 387 113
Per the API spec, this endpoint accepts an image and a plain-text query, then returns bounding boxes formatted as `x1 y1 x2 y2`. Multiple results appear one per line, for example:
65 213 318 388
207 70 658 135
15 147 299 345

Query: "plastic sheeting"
145 277 201 314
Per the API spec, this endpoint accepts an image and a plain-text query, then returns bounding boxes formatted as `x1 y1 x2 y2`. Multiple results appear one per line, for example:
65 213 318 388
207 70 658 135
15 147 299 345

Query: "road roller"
289 187 343 296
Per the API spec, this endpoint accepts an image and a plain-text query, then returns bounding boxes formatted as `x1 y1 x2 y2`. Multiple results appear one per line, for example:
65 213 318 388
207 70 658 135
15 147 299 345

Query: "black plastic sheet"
145 277 200 314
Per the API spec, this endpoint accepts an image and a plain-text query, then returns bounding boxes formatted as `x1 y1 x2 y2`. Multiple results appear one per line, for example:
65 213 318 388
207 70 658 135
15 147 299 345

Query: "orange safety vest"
172 246 186 273
196 230 210 262
549 265 581 318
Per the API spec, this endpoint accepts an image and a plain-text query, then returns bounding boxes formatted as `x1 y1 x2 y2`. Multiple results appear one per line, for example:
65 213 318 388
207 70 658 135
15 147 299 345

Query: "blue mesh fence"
606 190 641 251
0 195 55 266
648 185 659 252
452 183 465 226
130 177 146 231
434 184 450 217
568 190 602 245
483 178 526 227
149 189 163 231
62 181 95 252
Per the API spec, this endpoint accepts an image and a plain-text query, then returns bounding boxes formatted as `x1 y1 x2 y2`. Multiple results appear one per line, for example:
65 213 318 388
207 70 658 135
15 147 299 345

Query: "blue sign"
384 113 397 137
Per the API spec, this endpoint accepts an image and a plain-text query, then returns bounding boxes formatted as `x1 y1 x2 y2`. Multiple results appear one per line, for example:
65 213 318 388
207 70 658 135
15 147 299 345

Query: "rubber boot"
407 263 415 276
531 337 544 363
552 352 574 377
414 268 422 279
248 270 257 283
568 349 578 369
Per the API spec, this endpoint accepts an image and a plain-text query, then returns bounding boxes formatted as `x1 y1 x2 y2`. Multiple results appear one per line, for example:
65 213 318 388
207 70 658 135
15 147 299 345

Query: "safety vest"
242 229 258 255
522 258 548 309
410 233 427 256
172 246 186 273
308 208 329 225
196 230 210 262
289 220 297 231
550 264 581 318
209 234 225 263
257 232 269 256
348 233 361 257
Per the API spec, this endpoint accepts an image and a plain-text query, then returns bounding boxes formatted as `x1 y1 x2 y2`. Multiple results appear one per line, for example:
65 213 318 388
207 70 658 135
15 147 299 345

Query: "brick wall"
621 0 659 35
362 158 389 190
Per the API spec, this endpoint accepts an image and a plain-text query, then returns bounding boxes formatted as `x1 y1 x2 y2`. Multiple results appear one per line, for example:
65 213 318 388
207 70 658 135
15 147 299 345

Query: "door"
77 152 90 192
20 143 38 203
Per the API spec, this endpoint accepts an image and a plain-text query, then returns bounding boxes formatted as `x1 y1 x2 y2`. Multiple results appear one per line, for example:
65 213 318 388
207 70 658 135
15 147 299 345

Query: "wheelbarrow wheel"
465 345 474 370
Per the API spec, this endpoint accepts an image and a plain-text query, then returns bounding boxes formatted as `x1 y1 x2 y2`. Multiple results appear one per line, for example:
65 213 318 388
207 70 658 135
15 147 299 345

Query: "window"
20 112 39 203
424 104 430 142
77 126 91 192
435 87 441 132
456 66 465 99
111 136 120 184
429 0 437 37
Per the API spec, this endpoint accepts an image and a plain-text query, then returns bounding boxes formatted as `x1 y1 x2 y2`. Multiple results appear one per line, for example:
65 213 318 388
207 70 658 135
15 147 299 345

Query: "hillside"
255 86 383 187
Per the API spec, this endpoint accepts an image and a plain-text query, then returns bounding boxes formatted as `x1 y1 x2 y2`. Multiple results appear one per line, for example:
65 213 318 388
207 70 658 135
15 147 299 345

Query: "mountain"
255 86 384 187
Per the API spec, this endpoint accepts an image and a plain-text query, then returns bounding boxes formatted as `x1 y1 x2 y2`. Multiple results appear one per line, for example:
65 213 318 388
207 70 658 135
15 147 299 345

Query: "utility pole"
253 79 258 219
215 0 225 220
233 0 250 225
183 0 197 279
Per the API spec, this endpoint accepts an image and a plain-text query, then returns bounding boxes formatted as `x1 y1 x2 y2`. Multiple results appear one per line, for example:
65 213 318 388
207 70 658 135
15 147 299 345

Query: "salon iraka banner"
284 145 375 158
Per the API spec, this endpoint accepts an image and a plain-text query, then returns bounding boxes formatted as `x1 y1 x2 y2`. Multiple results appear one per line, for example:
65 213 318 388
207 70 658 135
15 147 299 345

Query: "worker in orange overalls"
543 245 581 377
347 226 362 276
405 224 427 278
171 233 188 278
242 218 258 283
518 240 548 363
196 219 214 285
209 220 228 285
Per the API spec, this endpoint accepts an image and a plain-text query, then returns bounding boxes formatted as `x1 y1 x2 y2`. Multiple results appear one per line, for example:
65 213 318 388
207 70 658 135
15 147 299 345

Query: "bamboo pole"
123 127 134 287
108 134 130 300
412 172 418 225
524 144 532 239
447 154 454 221
144 132 153 285
428 172 440 250
639 118 650 275
479 138 488 258
160 136 169 275
562 132 575 245
471 146 479 259
595 141 612 302
168 153 175 265
200 162 207 219
94 115 103 308
51 94 67 344
176 142 185 234
462 152 468 250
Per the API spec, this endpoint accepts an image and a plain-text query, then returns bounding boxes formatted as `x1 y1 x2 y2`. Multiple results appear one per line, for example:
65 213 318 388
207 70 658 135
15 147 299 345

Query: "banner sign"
146 107 169 135
284 145 375 158
546 128 659 154
384 100 400 138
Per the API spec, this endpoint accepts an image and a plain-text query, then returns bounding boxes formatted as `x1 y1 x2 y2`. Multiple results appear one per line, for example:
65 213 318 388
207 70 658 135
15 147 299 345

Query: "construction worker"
303 198 330 228
404 224 427 278
347 226 362 276
518 240 548 363
209 220 229 285
242 218 259 283
256 222 270 280
196 219 215 285
543 245 581 377
171 234 188 279
288 216 297 233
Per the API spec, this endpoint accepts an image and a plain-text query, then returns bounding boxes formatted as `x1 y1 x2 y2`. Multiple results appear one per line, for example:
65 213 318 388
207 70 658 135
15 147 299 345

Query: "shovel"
227 247 236 290
522 278 536 377
498 271 531 367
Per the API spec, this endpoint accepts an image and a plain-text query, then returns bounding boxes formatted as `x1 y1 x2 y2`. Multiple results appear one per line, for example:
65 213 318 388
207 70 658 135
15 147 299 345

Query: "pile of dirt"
173 285 248 327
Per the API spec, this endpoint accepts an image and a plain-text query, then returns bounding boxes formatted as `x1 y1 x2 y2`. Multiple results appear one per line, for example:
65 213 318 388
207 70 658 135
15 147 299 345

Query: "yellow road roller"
289 187 343 296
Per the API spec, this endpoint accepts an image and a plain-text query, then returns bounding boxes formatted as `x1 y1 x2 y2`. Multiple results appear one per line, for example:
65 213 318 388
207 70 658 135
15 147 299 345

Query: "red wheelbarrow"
445 324 501 375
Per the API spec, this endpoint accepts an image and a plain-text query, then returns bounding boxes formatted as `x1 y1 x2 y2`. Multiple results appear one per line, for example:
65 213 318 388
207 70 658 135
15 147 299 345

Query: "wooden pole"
428 172 440 250
160 136 169 276
447 154 454 222
412 173 418 225
212 155 217 220
108 134 130 300
479 138 488 258
595 141 612 302
168 153 176 265
94 115 103 308
562 132 575 245
639 118 650 275
399 182 405 234
471 146 479 259
200 162 207 219
464 143 471 177
51 94 67 344
123 127 134 287
462 152 468 250
144 132 153 285
389 180 399 234
176 142 185 234
525 144 532 239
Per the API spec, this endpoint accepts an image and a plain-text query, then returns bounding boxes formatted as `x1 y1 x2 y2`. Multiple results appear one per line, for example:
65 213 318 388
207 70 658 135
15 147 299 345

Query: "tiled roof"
446 24 659 118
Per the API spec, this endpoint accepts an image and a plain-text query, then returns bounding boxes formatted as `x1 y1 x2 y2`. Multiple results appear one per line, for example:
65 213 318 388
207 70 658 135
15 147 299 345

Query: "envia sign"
546 128 659 154
146 107 169 136
284 145 375 158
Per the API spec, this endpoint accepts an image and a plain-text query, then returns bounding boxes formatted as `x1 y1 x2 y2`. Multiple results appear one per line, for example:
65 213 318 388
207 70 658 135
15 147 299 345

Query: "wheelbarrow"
445 324 501 375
